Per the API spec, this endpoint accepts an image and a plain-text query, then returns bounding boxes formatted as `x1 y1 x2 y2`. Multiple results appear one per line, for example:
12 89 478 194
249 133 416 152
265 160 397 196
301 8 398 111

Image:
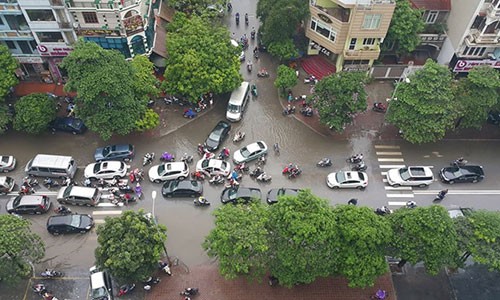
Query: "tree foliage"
60 40 147 140
386 59 456 143
167 0 225 16
0 215 45 285
312 71 367 131
0 104 11 134
274 64 298 94
455 66 500 129
387 205 459 274
203 201 269 280
163 13 242 102
135 108 160 132
333 205 392 287
95 210 167 283
13 93 56 134
267 39 300 62
130 55 160 100
0 44 19 101
384 0 425 55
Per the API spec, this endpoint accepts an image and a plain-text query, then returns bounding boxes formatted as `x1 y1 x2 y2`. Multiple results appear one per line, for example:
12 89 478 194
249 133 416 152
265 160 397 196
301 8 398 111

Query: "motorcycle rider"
436 189 448 200
55 205 70 214
210 173 223 184
247 60 252 72
83 178 92 187
406 200 417 209
244 13 249 24
196 196 209 205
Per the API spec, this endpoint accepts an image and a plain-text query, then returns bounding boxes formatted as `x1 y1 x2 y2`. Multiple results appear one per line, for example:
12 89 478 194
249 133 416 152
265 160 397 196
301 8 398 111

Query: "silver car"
0 155 16 172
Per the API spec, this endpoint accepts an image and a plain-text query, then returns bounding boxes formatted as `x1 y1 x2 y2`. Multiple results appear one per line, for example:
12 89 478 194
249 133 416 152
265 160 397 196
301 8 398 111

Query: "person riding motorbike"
55 205 71 215
196 196 209 205
235 12 240 24
244 13 249 25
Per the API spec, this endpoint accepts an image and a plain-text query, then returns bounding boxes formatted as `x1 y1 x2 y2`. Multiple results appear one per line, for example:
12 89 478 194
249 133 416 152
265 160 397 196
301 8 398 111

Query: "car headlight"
85 226 92 230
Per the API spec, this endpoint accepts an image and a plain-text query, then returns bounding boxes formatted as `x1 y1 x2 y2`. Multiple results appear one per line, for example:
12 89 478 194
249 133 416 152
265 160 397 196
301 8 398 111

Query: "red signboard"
453 59 500 72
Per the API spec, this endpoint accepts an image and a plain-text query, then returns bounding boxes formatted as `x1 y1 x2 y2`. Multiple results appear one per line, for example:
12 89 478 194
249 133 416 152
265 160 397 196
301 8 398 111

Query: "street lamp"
151 190 157 217
150 190 171 264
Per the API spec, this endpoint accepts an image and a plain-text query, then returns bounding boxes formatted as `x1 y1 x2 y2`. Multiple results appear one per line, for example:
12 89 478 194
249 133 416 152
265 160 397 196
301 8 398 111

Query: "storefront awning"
152 18 167 59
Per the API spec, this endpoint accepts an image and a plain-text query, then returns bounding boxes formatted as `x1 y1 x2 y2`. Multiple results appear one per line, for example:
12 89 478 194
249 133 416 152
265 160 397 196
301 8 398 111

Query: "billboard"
453 59 500 72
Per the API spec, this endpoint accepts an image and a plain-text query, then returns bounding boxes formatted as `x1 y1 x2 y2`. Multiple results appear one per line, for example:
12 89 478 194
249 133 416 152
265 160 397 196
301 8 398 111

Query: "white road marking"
92 210 122 215
375 145 400 149
414 190 500 195
388 201 409 206
385 186 413 190
6 191 59 196
96 203 123 207
378 158 405 162
386 194 415 198
376 152 403 156
382 179 388 183
94 219 106 224
379 165 406 169
381 172 387 176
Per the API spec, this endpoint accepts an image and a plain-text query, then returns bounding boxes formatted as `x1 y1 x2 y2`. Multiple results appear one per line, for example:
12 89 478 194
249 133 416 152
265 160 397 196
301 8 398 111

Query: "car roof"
246 141 265 152
96 161 123 169
343 171 364 181
47 214 75 225
12 195 46 205
106 144 132 151
165 161 186 171
408 166 433 177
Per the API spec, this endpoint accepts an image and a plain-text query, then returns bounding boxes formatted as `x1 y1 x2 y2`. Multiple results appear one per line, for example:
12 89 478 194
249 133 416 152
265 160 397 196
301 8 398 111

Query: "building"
306 0 395 72
438 0 500 73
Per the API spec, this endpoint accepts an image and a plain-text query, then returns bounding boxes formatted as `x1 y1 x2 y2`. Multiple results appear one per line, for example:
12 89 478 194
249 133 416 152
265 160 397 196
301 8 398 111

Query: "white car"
196 158 231 176
84 161 128 180
148 162 189 183
386 166 434 187
233 141 268 164
326 171 368 189
0 155 16 172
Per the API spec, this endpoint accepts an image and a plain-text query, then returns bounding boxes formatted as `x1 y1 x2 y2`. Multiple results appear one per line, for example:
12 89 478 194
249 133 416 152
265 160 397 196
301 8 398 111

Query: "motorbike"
256 172 272 182
194 196 210 206
180 287 199 297
23 176 39 187
54 206 72 215
257 69 270 78
191 171 206 181
33 284 59 300
245 13 249 25
160 152 175 162
433 189 448 202
118 283 136 297
218 149 230 160
317 158 332 167
251 29 256 39
181 153 193 164
288 168 302 179
257 155 266 166
158 261 172 275
233 131 245 142
249 167 264 178
235 13 240 25
375 206 392 216
300 107 313 117
19 185 35 195
273 143 280 155
352 161 367 171
372 102 387 113
251 84 258 97
304 75 318 84
163 95 181 106
371 289 387 300
282 106 296 116
282 165 302 178
40 269 64 278
451 157 467 167
234 162 249 173
134 183 142 199
347 154 363 164
43 178 60 189
247 61 252 72
143 152 155 166
129 168 145 183
61 177 73 186
143 277 160 291
209 175 225 185
406 200 417 209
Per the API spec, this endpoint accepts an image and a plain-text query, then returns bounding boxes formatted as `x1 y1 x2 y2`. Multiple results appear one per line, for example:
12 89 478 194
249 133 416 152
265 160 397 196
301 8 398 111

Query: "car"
204 120 231 151
162 179 203 198
84 161 128 180
94 144 134 162
0 176 15 194
439 165 485 184
221 186 262 204
231 39 246 62
89 266 113 300
487 111 500 125
196 158 231 176
6 195 51 214
233 141 268 164
326 171 368 189
49 117 87 134
0 155 16 172
149 161 189 183
207 4 224 16
46 214 94 235
266 188 300 204
386 166 434 187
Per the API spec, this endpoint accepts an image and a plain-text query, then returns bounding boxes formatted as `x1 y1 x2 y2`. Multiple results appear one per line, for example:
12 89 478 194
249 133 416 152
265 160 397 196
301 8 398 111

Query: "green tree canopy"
386 59 456 143
203 201 269 280
333 205 393 287
384 0 425 55
60 40 147 140
274 64 298 94
267 39 300 62
163 13 242 102
312 71 367 131
0 44 19 101
130 56 160 131
0 104 11 134
168 0 225 16
0 215 45 285
387 205 459 274
95 210 167 283
13 93 56 134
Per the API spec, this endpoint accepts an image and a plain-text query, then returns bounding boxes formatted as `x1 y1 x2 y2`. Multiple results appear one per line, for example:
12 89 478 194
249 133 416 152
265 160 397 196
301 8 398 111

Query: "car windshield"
101 147 110 157
209 128 222 141
452 169 465 177
335 172 346 183
63 186 73 198
158 164 167 175
201 160 210 168
399 168 411 181
93 164 101 173
70 215 81 227
1 156 8 163
228 104 240 113
91 287 108 298
240 147 250 157
228 189 238 200
72 119 82 127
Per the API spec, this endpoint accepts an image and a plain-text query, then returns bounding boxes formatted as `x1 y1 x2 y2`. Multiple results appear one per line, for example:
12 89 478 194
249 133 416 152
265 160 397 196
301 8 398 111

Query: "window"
26 10 55 22
349 38 357 50
82 12 98 24
425 11 438 24
463 46 486 56
363 38 375 45
0 17 4 25
5 41 16 49
310 18 337 42
37 32 64 43
363 14 381 29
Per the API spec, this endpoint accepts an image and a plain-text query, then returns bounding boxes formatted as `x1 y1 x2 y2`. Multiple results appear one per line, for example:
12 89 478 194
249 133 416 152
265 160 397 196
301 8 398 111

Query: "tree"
267 190 338 287
95 210 167 283
135 108 160 131
0 215 45 284
332 205 393 288
0 104 10 134
274 65 297 95
268 39 300 62
203 201 269 280
386 59 456 144
163 13 242 102
130 56 160 131
384 0 425 55
0 44 19 101
167 0 225 16
13 93 56 134
312 71 367 131
387 205 459 275
455 66 500 129
60 40 147 140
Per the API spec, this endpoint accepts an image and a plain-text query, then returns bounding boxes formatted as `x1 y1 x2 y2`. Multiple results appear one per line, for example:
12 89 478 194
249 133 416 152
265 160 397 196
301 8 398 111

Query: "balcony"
419 34 446 43
344 44 381 60
58 22 72 29
487 2 500 19
49 0 64 7
0 2 22 14
0 30 33 39
310 2 350 23
465 29 499 45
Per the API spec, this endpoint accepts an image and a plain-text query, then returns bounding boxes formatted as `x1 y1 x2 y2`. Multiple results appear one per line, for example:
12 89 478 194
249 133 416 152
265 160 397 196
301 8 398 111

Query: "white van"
25 154 78 179
226 81 250 122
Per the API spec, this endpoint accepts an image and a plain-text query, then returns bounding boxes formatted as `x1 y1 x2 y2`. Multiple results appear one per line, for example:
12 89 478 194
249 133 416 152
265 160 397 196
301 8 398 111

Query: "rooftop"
409 0 451 11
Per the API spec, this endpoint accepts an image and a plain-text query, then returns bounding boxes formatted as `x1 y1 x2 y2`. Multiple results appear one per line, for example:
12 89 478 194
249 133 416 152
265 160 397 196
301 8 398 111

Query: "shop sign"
37 44 73 57
16 56 43 64
453 59 500 72
317 13 332 24
311 41 331 57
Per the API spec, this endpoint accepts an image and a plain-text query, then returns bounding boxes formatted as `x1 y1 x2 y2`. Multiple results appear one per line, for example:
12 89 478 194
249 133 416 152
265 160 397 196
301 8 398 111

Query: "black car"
46 214 94 235
204 120 231 151
221 186 262 204
439 165 485 184
94 144 135 162
162 179 203 198
266 188 300 204
487 111 500 125
50 117 87 134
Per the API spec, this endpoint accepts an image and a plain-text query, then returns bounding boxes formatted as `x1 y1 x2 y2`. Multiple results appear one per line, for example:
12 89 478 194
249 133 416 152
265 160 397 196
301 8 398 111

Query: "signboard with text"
37 44 73 57
453 59 500 72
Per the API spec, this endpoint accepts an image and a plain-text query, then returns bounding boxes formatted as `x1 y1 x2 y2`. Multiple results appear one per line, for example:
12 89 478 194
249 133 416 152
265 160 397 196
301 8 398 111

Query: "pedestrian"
227 1 232 12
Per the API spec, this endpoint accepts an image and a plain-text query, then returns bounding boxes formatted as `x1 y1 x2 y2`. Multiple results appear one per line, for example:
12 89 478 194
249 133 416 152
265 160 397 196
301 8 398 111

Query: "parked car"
149 161 189 183
326 171 368 189
94 144 134 162
49 117 87 134
46 214 94 235
162 179 203 198
204 120 231 151
0 176 15 194
233 141 268 164
266 188 300 204
196 158 231 176
439 165 485 184
6 195 51 214
386 166 434 187
0 155 16 172
89 266 113 300
221 186 262 204
84 161 128 180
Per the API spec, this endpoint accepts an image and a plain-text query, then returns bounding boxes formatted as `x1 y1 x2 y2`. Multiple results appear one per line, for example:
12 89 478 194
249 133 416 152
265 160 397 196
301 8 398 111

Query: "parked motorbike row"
33 283 59 300
117 261 173 296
